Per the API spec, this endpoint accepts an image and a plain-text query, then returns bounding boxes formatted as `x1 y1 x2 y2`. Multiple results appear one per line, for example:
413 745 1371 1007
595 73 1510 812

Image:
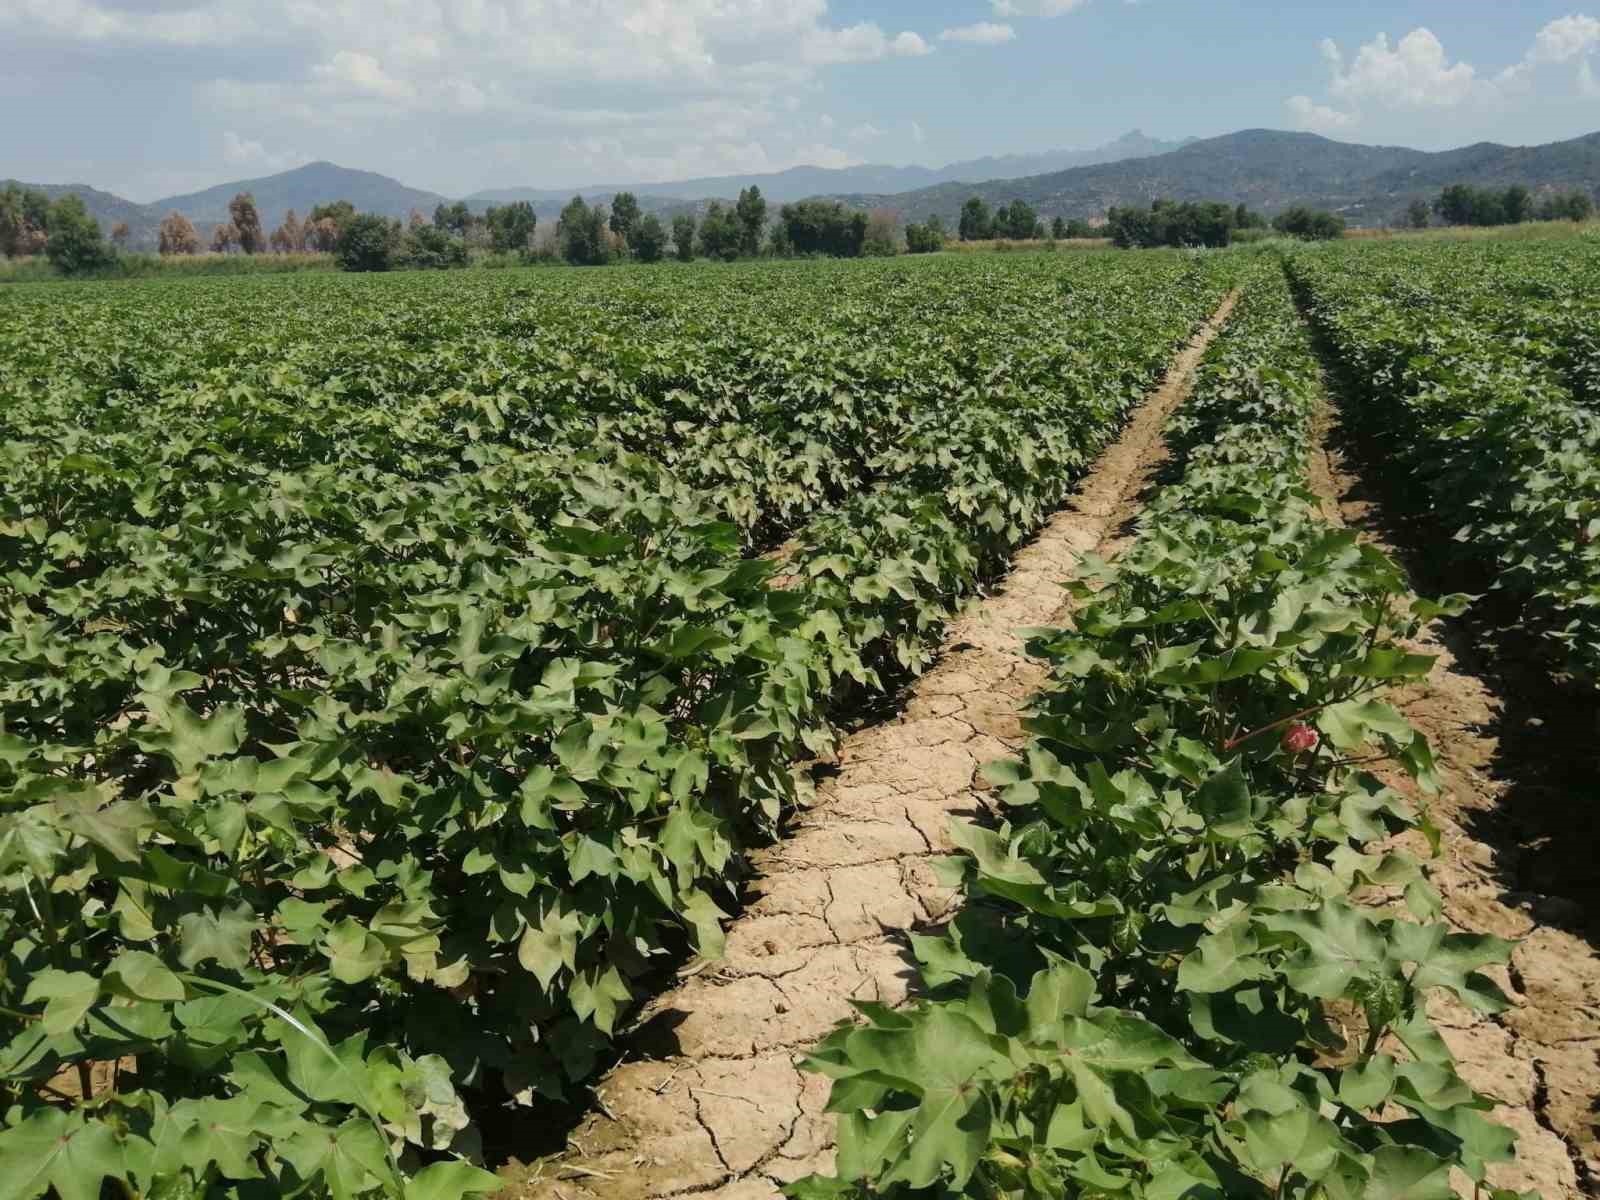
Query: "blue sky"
3 1 1599 200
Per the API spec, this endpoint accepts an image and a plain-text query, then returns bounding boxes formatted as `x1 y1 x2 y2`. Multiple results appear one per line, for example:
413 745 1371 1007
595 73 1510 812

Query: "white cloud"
910 120 925 145
221 130 300 170
1529 14 1600 63
992 0 1089 15
1323 29 1480 109
313 50 415 103
847 122 884 143
1497 14 1600 93
940 22 1016 45
1284 95 1355 134
802 23 931 65
0 1 941 189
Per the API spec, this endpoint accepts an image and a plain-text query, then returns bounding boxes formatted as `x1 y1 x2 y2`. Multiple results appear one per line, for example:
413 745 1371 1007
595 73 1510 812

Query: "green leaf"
406 1160 503 1200
0 1109 127 1200
104 950 186 1002
176 904 257 970
842 1007 1006 1188
323 918 390 984
22 969 100 1035
1365 1146 1455 1200
132 702 246 774
1260 899 1387 998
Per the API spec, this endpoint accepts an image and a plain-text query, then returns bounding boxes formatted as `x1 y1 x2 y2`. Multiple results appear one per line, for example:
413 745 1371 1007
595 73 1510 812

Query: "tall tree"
671 214 696 262
1050 215 1067 239
1406 199 1431 229
109 222 130 249
433 201 472 236
486 201 537 254
310 200 357 229
696 202 742 261
776 200 869 258
158 211 200 255
305 218 341 252
608 192 641 243
270 209 305 253
0 184 50 257
210 222 240 253
1501 184 1532 225
735 186 767 257
997 199 1039 240
958 197 992 241
228 193 265 254
557 196 610 265
629 213 668 263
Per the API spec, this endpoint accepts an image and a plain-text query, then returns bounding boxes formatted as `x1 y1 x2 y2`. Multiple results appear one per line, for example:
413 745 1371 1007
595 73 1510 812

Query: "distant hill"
10 128 1599 251
152 162 447 232
0 179 165 249
4 163 447 251
819 129 1600 226
462 129 1194 214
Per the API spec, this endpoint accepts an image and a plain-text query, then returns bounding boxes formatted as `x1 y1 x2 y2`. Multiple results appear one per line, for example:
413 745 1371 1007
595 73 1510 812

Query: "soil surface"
499 293 1241 1200
1308 400 1598 1199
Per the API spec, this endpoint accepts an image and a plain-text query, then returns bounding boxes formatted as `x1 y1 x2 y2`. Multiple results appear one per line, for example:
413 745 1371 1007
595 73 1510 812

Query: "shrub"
395 224 468 270
335 213 398 272
44 194 116 276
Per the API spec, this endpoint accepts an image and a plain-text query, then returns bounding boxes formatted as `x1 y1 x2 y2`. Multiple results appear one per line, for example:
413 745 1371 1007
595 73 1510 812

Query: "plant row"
789 272 1536 1199
0 255 1234 1198
0 254 1219 552
1287 242 1600 686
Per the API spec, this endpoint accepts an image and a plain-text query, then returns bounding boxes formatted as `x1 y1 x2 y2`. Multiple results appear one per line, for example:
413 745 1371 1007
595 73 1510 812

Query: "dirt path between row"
504 291 1240 1200
1307 401 1598 1199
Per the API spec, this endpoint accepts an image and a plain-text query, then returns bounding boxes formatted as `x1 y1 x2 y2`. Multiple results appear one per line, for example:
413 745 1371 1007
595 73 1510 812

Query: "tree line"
1408 184 1595 229
1105 199 1345 248
956 197 1097 242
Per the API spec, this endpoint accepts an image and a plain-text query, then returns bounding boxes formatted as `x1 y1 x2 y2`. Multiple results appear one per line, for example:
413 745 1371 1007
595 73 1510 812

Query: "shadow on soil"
1291 273 1600 950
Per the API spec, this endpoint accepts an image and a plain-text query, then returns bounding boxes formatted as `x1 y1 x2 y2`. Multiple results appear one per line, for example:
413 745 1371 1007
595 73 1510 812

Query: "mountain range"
461 130 1196 210
819 129 1600 227
8 128 1599 251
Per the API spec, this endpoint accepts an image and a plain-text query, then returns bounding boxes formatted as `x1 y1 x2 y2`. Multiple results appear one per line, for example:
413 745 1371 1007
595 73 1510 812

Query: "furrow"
507 291 1240 1200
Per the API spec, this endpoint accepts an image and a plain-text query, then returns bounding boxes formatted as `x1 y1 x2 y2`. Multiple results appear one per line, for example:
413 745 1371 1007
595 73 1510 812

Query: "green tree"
1234 203 1267 230
228 192 265 254
1065 218 1095 239
905 214 946 253
396 224 468 269
334 212 397 271
697 202 742 261
486 201 537 253
0 184 50 256
735 185 767 257
433 201 473 236
1050 215 1067 239
557 196 610 265
44 193 115 275
1406 199 1431 229
958 197 992 241
1272 205 1345 241
994 199 1038 240
629 213 668 262
310 200 355 224
776 200 869 257
1502 184 1532 225
608 192 641 243
671 214 696 261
